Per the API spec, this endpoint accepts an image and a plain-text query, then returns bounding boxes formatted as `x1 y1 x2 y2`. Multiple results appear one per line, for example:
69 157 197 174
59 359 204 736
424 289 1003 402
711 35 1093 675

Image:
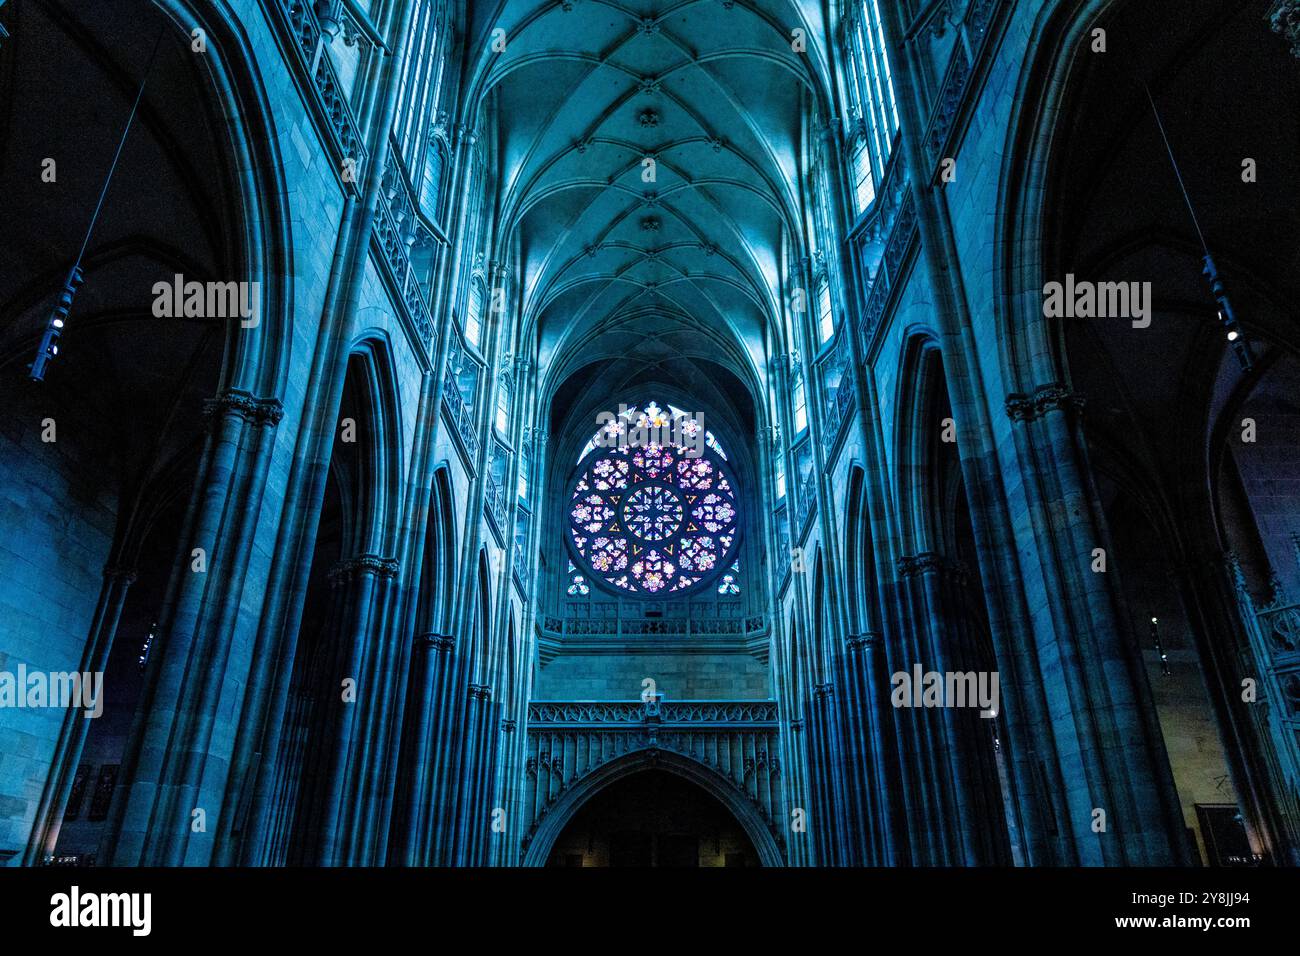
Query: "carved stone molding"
1005 383 1084 423
416 631 455 654
898 552 968 584
203 389 285 429
528 700 778 725
846 631 880 652
327 554 400 586
468 683 493 702
455 123 479 148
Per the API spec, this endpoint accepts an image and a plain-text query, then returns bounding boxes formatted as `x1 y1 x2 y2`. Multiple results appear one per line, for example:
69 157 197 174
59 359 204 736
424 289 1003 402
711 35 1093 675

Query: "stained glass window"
717 561 741 595
567 405 741 597
818 280 834 343
465 281 484 348
495 383 510 434
853 140 875 213
566 559 589 596
577 401 728 464
844 0 899 214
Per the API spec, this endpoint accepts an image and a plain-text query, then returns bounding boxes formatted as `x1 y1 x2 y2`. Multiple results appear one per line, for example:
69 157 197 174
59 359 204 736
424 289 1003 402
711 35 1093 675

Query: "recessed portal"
545 770 759 867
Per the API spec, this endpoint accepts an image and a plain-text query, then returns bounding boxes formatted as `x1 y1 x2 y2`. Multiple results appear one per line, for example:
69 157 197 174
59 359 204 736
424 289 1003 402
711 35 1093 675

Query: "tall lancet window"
495 381 511 435
567 401 740 597
818 279 835 344
518 442 530 500
465 281 484 349
844 0 900 213
793 373 808 434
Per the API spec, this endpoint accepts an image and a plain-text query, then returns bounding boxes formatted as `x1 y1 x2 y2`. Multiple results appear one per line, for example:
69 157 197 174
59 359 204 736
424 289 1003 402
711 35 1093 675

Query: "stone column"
104 390 282 866
1005 385 1188 864
395 631 452 864
427 634 465 864
310 553 399 865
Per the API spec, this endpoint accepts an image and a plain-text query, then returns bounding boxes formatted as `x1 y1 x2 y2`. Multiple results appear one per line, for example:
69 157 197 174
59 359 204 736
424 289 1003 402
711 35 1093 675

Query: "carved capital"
1006 383 1084 424
416 631 455 654
897 552 966 583
455 124 479 148
327 553 400 586
204 389 284 429
846 631 880 652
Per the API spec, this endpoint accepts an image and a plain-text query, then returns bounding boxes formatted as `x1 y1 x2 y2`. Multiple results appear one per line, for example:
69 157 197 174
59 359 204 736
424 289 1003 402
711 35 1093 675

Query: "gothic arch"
843 463 882 636
520 748 784 868
811 550 830 685
343 336 406 558
994 0 1114 393
994 0 1300 864
471 548 494 684
894 333 952 556
157 0 296 399
418 465 458 636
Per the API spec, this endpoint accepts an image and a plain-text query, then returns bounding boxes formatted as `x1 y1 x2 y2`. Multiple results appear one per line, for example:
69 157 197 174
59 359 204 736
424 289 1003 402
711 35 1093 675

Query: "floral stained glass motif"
577 401 729 464
717 561 740 595
566 559 589 596
567 432 740 597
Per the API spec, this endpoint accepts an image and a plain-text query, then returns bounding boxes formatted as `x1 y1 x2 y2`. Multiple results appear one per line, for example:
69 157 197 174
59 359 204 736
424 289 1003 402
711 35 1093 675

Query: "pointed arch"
520 749 784 868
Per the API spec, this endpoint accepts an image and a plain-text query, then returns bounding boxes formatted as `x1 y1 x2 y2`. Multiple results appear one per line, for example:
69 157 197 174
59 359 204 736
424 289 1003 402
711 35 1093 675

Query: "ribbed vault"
459 0 835 396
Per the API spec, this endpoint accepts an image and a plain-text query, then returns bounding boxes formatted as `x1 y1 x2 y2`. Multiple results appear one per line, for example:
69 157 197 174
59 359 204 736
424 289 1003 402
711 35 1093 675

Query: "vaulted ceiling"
461 0 836 400
1050 0 1300 551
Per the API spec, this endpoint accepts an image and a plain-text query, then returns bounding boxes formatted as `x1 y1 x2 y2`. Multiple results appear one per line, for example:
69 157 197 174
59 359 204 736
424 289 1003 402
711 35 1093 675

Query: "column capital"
846 631 880 652
203 389 285 429
327 553 400 586
1005 383 1084 423
455 123 479 148
415 631 456 653
897 552 967 583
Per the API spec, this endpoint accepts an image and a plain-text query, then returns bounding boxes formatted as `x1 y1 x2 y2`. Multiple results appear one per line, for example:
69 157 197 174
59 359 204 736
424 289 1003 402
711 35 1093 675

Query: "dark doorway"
546 769 758 867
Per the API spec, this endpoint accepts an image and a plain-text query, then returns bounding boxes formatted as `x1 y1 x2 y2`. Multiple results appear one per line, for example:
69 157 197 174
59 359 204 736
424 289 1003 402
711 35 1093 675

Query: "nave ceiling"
458 0 838 409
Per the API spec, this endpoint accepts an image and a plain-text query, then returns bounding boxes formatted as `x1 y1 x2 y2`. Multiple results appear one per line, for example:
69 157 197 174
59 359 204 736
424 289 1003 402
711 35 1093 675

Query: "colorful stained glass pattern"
567 439 740 596
578 401 730 464
717 561 741 594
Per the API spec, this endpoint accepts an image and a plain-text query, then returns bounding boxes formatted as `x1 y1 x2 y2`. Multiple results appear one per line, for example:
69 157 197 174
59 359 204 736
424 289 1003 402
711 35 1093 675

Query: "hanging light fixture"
29 30 164 382
1203 253 1255 371
1146 85 1255 373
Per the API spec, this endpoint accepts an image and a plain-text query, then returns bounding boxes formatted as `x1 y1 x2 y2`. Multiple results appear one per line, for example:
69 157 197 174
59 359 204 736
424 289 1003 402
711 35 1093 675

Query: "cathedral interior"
0 0 1298 869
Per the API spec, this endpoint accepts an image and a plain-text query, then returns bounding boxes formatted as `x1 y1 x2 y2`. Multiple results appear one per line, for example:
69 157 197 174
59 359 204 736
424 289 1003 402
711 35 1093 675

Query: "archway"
546 770 759 867
0 0 290 865
522 749 784 867
997 0 1300 865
